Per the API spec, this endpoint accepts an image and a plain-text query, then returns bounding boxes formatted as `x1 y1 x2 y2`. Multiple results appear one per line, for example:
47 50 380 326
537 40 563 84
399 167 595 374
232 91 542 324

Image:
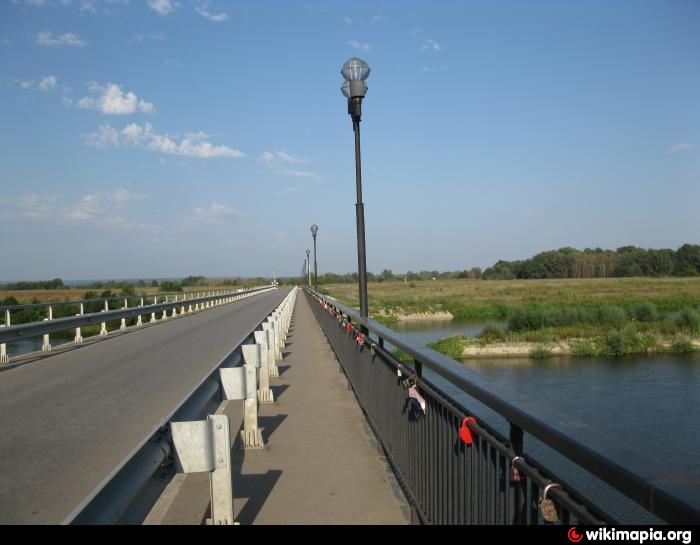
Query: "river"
390 319 700 523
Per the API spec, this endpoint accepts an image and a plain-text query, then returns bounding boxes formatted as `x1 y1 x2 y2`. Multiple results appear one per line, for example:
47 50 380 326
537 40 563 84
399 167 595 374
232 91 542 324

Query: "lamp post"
340 57 370 319
306 249 311 286
310 224 318 290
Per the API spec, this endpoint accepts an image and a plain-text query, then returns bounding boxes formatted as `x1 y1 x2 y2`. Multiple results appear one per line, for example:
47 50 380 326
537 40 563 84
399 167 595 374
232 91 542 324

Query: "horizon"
2 1 699 280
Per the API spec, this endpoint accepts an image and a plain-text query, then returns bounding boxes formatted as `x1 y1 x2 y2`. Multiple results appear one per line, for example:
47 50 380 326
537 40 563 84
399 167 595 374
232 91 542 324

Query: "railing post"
100 300 109 336
75 302 84 343
162 296 168 319
137 297 143 326
172 295 178 318
253 331 274 403
171 414 234 525
509 423 526 525
239 344 267 446
121 298 128 330
151 296 157 323
1 309 10 363
42 305 53 351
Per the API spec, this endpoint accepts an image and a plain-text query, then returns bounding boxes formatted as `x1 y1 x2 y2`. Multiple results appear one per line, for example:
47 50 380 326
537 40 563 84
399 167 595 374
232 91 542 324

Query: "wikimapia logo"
567 527 693 544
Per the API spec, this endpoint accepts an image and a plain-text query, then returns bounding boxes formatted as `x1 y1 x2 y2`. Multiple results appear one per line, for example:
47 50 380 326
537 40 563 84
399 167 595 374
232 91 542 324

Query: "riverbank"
427 334 700 359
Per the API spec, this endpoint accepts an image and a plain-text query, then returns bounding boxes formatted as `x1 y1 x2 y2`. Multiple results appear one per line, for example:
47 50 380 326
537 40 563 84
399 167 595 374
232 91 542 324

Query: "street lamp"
310 224 318 290
306 249 311 286
340 57 370 318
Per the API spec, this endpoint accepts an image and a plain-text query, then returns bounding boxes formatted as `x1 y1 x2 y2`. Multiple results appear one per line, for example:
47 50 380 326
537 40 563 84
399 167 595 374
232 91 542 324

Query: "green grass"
426 335 473 359
529 345 553 358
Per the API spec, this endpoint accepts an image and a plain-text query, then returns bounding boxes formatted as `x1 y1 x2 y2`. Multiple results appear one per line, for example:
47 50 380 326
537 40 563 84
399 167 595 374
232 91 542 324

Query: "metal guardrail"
305 287 700 525
63 286 290 525
0 285 276 352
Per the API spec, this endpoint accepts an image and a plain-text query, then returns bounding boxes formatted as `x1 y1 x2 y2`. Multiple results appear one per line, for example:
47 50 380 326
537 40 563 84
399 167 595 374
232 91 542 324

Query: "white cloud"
63 96 73 107
259 150 308 164
37 31 87 47
66 189 146 221
80 0 97 13
127 32 166 44
369 14 384 24
78 82 154 115
191 202 240 223
668 143 692 154
348 40 372 53
148 0 176 15
82 122 246 159
196 6 228 22
0 194 57 220
38 75 57 91
421 39 443 52
343 16 352 24
20 80 34 90
258 150 321 180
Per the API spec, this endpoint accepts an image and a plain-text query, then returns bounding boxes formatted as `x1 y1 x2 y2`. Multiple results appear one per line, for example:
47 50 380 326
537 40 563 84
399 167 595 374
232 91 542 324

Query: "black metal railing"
304 287 700 525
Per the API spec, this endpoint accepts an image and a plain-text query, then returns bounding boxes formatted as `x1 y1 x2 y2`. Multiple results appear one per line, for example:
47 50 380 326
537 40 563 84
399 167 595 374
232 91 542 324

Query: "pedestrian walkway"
232 291 409 524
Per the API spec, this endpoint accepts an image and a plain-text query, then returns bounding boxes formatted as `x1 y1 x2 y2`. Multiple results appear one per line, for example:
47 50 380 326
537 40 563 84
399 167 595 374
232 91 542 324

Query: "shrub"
630 302 658 322
675 308 700 333
427 335 470 359
529 345 552 358
668 336 695 354
570 339 600 357
604 324 639 356
479 323 507 342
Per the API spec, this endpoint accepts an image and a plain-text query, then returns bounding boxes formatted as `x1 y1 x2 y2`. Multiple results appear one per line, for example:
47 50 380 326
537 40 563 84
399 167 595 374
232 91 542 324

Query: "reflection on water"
387 318 700 523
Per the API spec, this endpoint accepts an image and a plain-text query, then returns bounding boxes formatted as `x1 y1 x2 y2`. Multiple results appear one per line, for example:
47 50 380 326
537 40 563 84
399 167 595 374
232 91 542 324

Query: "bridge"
0 285 699 525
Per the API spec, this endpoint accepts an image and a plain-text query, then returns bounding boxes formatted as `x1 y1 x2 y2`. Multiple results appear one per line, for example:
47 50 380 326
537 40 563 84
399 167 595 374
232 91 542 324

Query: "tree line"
481 244 700 280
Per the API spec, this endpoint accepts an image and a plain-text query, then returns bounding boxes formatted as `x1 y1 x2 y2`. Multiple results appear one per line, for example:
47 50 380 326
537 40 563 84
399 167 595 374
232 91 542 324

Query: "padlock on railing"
538 483 562 523
459 416 477 445
510 456 524 482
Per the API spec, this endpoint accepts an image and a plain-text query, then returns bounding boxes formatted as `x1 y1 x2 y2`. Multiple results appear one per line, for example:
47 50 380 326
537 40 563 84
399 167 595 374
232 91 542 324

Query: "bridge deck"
151 291 409 525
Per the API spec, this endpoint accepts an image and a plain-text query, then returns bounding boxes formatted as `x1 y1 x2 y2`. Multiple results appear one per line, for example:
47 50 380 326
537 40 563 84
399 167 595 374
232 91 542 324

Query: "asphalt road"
0 288 288 524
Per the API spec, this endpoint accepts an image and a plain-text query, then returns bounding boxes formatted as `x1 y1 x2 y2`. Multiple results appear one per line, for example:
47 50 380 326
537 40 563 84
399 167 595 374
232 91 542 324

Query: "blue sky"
1 0 698 280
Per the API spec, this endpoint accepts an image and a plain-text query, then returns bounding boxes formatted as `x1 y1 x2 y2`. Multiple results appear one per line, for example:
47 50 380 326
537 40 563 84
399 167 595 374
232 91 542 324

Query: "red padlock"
459 417 477 445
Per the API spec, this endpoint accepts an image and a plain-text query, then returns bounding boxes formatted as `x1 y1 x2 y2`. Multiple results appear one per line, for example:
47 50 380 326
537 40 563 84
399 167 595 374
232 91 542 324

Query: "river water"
390 319 700 523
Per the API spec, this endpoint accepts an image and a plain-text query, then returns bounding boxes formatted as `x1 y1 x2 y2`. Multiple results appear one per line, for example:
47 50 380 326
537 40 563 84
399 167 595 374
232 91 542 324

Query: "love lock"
458 416 477 445
538 483 562 523
510 456 524 482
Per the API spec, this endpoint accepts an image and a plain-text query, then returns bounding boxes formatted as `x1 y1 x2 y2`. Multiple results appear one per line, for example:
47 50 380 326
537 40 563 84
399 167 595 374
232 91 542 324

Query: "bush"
604 324 639 356
570 339 600 356
159 281 183 293
630 302 659 322
427 335 470 359
675 308 700 333
479 323 507 342
529 345 552 358
668 336 695 354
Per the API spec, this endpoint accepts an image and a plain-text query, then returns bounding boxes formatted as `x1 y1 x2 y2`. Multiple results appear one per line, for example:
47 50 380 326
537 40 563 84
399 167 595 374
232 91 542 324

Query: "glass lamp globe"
341 57 371 82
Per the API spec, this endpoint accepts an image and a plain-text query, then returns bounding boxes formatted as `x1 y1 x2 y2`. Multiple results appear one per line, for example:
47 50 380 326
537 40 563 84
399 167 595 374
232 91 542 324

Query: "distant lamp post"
340 57 370 318
306 249 311 286
310 224 319 290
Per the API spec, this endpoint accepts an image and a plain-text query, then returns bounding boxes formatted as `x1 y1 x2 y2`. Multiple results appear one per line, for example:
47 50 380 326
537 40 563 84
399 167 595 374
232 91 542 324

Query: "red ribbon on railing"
356 333 365 346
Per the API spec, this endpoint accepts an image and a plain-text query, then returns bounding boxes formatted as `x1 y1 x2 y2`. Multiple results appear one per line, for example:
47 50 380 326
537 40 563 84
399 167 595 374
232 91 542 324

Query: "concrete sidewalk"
231 291 409 524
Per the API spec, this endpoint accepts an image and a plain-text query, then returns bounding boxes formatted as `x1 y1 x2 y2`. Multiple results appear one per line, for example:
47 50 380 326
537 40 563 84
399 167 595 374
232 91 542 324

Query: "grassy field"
324 277 700 357
322 277 700 320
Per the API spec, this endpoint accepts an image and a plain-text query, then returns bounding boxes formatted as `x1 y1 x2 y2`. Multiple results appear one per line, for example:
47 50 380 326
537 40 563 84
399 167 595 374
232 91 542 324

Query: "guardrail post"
42 305 53 351
75 302 84 343
261 323 279 377
100 301 109 335
162 296 168 319
137 298 144 326
121 298 128 330
1 309 10 363
151 296 157 323
172 296 178 318
231 345 266 447
171 414 235 525
252 331 274 402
